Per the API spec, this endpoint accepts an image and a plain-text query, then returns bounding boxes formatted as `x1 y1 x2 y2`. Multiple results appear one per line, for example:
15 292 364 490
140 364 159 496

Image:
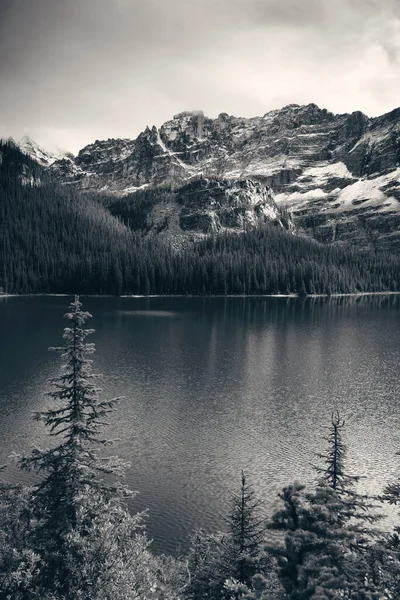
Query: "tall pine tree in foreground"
17 296 152 599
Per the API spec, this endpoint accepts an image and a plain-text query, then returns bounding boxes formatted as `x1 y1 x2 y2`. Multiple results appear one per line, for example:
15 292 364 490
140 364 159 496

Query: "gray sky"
0 0 399 153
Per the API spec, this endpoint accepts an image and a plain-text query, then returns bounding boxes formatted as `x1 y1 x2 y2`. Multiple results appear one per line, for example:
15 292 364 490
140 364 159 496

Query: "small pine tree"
17 296 152 599
315 411 356 492
383 446 400 507
223 571 284 600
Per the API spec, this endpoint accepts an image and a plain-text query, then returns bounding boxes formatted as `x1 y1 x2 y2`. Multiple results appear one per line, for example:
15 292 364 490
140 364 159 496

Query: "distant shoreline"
1 292 400 299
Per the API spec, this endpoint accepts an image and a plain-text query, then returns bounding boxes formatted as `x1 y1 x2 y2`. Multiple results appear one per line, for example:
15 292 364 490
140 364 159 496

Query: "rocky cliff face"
156 178 290 245
20 103 400 249
105 177 290 248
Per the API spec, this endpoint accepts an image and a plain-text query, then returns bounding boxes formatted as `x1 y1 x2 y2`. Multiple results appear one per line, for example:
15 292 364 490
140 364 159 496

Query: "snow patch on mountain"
300 162 354 182
120 183 150 195
275 188 328 208
276 168 400 215
336 170 400 211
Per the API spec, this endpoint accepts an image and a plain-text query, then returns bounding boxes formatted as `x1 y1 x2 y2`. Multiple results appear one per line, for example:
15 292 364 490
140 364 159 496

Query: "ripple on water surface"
0 295 399 554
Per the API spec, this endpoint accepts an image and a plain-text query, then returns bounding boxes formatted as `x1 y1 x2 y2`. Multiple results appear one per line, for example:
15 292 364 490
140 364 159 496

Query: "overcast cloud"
0 0 399 152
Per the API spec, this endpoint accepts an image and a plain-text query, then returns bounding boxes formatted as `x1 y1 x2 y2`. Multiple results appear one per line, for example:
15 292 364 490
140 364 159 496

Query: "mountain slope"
1 141 398 295
46 104 400 249
0 141 137 293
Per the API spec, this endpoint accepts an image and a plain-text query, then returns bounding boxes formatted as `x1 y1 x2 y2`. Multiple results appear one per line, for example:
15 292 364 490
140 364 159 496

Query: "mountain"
17 103 400 249
18 136 72 166
1 140 398 295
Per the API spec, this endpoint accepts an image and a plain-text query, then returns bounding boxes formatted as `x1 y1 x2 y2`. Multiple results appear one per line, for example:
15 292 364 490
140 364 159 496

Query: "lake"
0 295 399 554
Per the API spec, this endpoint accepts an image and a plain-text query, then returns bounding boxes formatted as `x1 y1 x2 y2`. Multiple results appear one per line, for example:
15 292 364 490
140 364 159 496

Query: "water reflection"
0 295 399 554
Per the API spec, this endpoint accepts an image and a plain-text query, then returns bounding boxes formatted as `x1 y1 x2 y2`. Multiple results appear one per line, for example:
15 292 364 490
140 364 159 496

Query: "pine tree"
0 482 38 598
313 412 385 597
221 472 268 589
315 411 354 492
380 433 400 597
315 412 383 538
17 296 152 599
383 447 400 507
268 482 383 600
185 528 226 600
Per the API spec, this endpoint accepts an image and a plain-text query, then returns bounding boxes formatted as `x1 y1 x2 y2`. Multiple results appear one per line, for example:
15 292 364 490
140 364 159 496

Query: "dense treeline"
174 230 399 295
1 141 399 296
105 185 174 232
2 299 400 599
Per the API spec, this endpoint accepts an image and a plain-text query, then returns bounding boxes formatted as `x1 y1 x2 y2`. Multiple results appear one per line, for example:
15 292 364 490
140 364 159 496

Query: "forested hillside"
1 141 399 296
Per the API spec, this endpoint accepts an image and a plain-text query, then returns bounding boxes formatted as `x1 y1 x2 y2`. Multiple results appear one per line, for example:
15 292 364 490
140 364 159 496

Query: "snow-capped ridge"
18 136 71 166
13 101 400 249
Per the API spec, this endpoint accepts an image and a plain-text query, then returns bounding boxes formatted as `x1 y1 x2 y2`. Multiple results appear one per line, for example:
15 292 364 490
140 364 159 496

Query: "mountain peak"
18 136 71 166
173 110 204 120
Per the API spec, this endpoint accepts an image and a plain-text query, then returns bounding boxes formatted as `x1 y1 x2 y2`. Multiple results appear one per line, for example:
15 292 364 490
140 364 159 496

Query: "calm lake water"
0 295 399 554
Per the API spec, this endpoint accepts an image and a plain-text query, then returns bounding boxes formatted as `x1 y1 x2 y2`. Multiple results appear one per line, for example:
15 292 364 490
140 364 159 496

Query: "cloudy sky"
0 0 399 153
